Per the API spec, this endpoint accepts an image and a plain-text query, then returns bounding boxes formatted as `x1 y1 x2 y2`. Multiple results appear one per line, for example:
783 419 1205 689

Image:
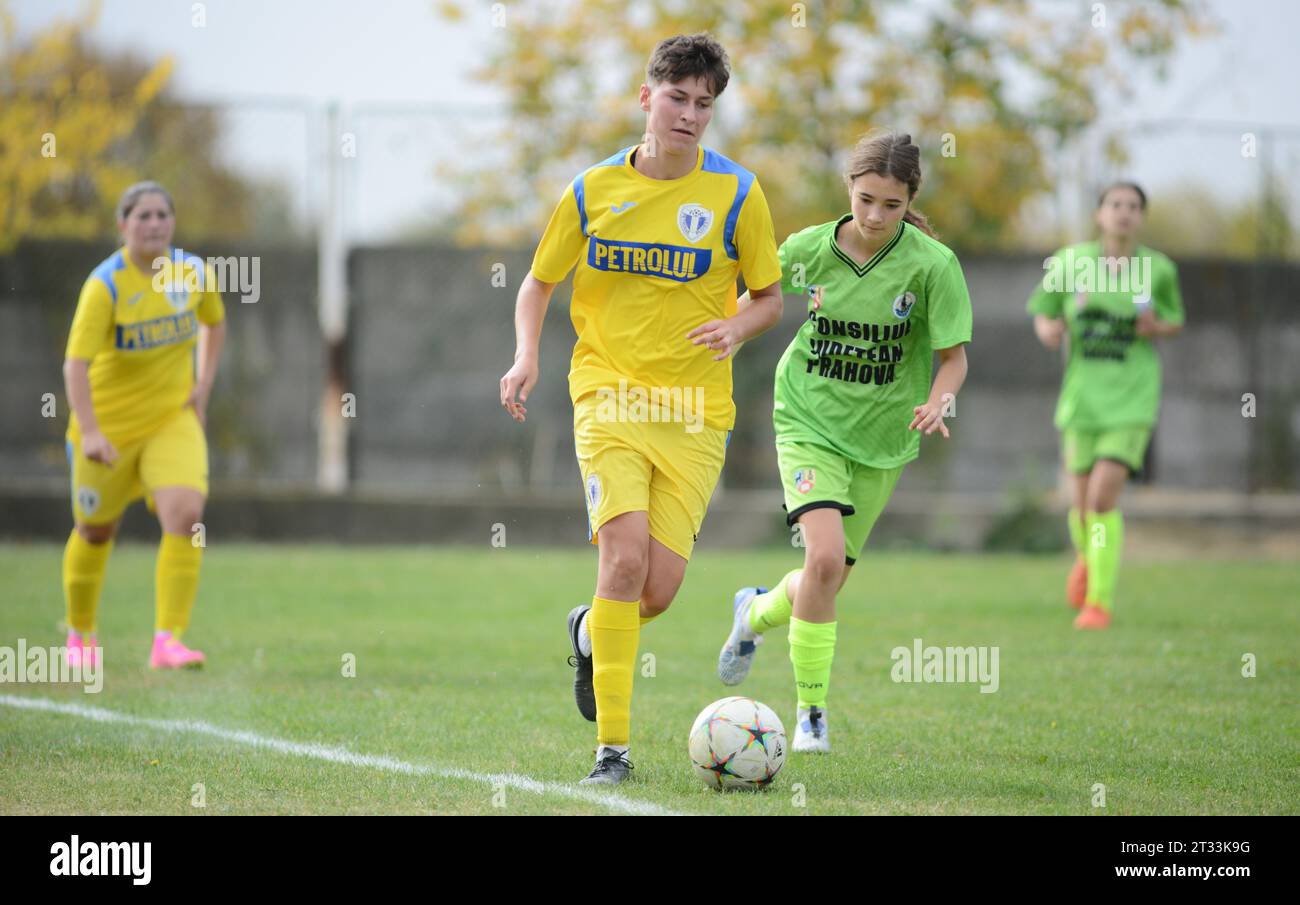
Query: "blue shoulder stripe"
702 149 755 261
574 147 633 237
89 250 127 304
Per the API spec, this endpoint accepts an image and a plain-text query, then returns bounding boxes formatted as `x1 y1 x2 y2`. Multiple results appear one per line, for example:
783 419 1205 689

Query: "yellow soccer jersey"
531 145 782 431
65 247 225 447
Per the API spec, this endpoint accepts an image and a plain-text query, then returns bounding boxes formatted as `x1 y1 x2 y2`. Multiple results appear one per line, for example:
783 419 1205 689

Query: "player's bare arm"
1135 308 1182 339
909 343 968 438
63 357 117 466
1033 313 1066 349
687 280 783 361
186 321 226 429
500 273 556 423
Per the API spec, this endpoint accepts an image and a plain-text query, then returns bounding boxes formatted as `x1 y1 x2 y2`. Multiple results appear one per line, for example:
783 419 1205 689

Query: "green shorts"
1063 426 1151 474
776 439 904 565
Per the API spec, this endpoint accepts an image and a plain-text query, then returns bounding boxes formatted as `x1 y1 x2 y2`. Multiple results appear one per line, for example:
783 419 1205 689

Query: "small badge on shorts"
794 468 816 494
892 291 916 320
76 487 100 516
586 474 602 508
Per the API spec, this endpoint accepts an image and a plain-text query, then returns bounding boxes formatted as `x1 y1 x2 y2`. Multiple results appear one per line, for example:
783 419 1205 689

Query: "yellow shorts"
66 409 209 525
573 393 728 562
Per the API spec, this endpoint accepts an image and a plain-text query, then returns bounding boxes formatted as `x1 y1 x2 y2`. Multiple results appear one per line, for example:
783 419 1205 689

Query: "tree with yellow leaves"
436 0 1211 252
0 0 269 253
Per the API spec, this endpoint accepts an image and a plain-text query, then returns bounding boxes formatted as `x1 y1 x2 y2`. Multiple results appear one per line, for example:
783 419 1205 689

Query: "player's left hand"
185 384 212 428
1135 309 1158 337
688 318 744 361
909 401 950 438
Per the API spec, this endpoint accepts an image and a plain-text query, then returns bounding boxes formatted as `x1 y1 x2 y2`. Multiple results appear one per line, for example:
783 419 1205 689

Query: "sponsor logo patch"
892 291 916 319
794 468 816 494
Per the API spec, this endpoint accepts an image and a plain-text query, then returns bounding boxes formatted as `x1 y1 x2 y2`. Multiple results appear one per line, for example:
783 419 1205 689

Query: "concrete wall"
345 245 1300 497
3 241 1297 509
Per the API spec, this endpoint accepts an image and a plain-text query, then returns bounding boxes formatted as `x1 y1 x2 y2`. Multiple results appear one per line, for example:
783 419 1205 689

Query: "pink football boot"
150 632 206 669
65 631 99 668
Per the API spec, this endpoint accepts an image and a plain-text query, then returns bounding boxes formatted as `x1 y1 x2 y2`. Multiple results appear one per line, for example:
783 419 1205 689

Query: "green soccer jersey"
771 216 974 468
1027 240 1184 431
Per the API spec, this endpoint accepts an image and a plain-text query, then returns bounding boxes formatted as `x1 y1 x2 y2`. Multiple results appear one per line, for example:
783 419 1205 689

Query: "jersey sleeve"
926 252 974 350
530 182 586 284
65 277 114 360
1026 249 1068 318
777 233 811 296
197 263 226 326
734 178 782 292
777 235 793 295
1152 254 1185 326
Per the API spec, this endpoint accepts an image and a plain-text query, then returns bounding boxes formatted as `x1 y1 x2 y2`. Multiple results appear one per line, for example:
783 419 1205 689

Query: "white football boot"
717 586 766 686
792 705 830 753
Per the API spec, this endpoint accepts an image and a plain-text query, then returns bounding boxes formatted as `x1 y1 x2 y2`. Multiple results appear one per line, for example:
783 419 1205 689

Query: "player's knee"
639 577 681 618
76 522 117 544
802 548 843 589
641 587 673 617
600 543 649 594
1087 491 1119 514
162 502 204 534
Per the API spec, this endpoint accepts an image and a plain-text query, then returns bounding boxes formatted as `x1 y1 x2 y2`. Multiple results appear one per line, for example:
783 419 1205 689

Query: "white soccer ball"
689 696 786 791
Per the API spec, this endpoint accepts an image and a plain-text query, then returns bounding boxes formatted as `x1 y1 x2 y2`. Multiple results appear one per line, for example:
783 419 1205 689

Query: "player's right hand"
1034 316 1065 349
500 356 538 423
82 430 118 467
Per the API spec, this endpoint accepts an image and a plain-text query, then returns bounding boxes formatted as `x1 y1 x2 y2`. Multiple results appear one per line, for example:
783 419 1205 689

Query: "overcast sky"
13 0 1300 241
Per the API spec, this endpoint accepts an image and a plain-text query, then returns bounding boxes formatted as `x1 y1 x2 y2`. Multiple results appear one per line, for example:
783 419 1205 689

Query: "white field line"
0 694 686 817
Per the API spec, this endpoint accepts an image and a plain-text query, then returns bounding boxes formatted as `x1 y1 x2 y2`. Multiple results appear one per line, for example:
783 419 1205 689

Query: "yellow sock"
590 595 639 747
63 530 113 634
155 533 203 637
639 612 660 626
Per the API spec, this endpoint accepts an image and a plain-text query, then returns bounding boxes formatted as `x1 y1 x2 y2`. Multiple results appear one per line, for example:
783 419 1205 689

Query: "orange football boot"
1073 605 1111 630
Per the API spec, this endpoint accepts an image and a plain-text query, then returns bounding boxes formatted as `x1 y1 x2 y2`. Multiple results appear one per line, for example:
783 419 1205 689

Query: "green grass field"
1 543 1296 815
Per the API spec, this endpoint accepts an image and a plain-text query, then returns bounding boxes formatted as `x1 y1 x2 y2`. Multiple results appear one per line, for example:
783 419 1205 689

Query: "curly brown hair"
646 33 731 98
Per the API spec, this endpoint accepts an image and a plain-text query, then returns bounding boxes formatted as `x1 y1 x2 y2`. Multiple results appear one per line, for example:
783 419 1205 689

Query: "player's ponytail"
901 207 935 237
845 131 937 239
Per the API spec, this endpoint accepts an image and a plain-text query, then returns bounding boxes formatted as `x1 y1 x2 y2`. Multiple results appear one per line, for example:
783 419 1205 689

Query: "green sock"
1068 507 1085 554
749 569 799 632
1085 509 1124 611
788 617 836 710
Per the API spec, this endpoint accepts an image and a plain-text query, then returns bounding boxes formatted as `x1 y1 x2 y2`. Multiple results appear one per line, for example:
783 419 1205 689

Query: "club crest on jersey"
808 285 824 311
892 291 916 320
165 287 190 311
794 468 816 494
677 204 713 243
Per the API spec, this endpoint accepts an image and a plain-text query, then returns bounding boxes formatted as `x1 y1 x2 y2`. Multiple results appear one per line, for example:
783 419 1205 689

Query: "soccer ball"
689 696 786 791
